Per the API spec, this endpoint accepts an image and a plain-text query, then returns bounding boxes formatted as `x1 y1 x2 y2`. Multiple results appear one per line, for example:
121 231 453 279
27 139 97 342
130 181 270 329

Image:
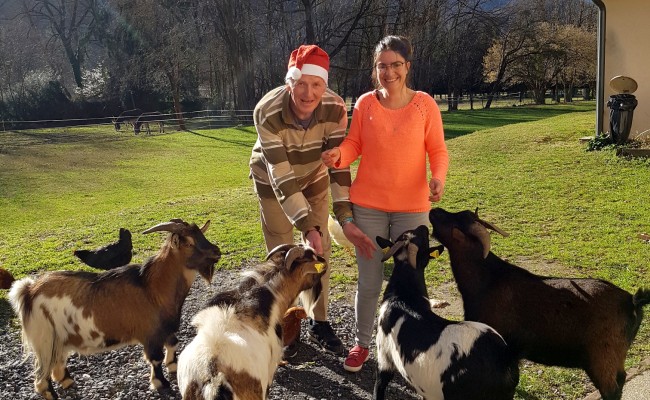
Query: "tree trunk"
301 0 315 43
167 70 185 130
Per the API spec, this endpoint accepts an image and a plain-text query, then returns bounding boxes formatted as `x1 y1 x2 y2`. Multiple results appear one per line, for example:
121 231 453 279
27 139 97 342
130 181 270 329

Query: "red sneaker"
343 345 369 372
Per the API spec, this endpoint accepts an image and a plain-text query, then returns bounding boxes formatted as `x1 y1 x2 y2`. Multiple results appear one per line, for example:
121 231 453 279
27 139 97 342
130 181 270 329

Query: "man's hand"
304 229 324 255
321 148 341 168
342 222 376 259
428 178 444 203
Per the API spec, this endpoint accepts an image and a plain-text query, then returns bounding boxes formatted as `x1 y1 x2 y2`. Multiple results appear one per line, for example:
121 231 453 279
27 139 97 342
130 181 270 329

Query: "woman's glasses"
375 61 405 71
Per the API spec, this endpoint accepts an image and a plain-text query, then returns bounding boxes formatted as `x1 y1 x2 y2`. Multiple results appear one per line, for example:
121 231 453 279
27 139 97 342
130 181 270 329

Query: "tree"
20 0 108 88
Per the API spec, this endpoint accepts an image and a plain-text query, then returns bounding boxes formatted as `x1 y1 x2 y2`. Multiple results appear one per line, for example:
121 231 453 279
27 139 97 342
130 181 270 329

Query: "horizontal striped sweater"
250 86 352 232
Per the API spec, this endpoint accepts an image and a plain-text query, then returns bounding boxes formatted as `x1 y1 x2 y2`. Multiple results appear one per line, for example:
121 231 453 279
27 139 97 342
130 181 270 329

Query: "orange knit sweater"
336 90 449 212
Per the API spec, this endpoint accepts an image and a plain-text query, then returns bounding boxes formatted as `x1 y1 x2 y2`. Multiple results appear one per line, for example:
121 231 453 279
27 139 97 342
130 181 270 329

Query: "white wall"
602 0 650 139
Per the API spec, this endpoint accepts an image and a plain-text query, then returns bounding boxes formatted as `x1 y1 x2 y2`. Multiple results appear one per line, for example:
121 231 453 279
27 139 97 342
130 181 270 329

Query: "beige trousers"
255 182 332 321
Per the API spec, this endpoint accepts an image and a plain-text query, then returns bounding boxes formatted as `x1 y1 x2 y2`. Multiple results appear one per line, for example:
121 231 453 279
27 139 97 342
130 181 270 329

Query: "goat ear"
451 228 465 242
429 245 445 259
376 236 395 262
171 234 181 249
301 261 327 276
376 236 393 249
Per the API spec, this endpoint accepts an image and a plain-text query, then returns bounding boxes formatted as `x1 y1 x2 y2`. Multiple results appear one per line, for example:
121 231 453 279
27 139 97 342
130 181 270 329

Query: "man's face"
288 74 327 120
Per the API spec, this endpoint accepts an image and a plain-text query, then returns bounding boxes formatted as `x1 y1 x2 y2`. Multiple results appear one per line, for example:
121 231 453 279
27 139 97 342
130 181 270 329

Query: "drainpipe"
592 0 606 136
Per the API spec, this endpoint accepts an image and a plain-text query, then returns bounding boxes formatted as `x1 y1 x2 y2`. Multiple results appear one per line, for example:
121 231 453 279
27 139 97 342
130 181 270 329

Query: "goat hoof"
155 384 173 397
151 378 171 393
429 298 450 309
59 377 75 389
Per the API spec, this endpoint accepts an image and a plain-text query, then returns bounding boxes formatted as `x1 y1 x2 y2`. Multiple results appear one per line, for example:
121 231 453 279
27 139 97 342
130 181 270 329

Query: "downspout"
592 0 606 136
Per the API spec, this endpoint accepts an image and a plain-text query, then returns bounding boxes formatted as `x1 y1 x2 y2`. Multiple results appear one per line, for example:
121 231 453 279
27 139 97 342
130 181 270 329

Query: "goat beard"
298 280 323 317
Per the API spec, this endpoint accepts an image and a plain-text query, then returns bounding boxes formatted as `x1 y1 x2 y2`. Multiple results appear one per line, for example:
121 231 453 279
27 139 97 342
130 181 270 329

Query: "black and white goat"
375 225 520 400
177 243 326 400
429 207 650 400
9 219 221 400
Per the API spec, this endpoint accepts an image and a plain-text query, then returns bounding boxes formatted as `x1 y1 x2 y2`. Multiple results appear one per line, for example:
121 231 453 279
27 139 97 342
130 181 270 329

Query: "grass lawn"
1 100 648 399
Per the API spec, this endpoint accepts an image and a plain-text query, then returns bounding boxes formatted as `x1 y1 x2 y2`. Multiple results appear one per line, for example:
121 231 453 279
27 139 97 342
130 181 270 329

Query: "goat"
73 227 133 270
177 243 327 400
133 111 164 135
112 108 143 131
9 219 221 400
0 266 15 289
374 225 519 400
429 207 650 400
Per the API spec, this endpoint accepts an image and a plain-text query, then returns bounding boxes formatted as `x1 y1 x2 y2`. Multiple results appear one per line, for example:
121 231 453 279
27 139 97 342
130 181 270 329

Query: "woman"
321 35 449 372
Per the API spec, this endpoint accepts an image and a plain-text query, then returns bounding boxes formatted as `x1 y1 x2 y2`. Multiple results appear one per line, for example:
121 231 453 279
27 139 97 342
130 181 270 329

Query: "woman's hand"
342 222 376 259
321 148 341 168
428 178 444 203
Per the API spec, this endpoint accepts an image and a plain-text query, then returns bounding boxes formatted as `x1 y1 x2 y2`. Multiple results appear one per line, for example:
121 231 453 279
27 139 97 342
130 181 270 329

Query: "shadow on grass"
186 129 255 148
442 103 596 140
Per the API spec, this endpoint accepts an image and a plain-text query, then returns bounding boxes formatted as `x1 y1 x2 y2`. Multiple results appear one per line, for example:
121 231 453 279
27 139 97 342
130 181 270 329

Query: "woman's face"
375 50 410 91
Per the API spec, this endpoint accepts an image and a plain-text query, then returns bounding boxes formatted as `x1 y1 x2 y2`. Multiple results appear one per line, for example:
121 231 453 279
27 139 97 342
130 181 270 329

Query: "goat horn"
266 244 296 261
407 243 418 269
285 245 305 268
469 223 492 259
200 220 211 233
142 221 186 234
380 240 407 262
477 218 510 237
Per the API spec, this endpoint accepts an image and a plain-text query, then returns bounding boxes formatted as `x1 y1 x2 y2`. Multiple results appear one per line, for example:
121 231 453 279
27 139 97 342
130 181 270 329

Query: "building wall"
602 0 650 139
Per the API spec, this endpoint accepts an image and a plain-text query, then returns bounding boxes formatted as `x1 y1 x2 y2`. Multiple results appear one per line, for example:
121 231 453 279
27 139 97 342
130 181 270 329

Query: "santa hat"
286 45 329 85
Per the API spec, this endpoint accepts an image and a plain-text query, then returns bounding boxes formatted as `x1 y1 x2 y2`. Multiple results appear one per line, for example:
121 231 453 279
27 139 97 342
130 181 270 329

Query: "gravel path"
0 268 419 400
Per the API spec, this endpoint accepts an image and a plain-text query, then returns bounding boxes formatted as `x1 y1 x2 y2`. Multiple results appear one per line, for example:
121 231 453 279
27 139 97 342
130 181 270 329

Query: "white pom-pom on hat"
286 66 302 81
286 45 329 85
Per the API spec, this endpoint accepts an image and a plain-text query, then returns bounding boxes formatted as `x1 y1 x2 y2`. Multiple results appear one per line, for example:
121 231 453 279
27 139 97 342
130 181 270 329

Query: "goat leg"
51 361 74 389
373 369 395 400
144 344 171 392
164 334 179 373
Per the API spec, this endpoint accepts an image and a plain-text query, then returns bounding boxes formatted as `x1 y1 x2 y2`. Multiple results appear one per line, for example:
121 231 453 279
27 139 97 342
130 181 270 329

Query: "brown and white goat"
9 219 221 400
177 243 326 400
429 207 650 400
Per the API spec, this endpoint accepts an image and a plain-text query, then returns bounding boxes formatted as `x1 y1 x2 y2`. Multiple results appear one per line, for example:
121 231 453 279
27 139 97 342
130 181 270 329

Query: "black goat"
429 207 650 400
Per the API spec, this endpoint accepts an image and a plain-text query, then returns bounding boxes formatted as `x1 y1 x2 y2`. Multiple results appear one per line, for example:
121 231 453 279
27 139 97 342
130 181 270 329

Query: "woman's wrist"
341 217 354 227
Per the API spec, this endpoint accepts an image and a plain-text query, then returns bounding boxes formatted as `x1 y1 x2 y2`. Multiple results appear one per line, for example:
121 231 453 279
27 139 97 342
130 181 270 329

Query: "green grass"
1 101 649 399
441 100 597 138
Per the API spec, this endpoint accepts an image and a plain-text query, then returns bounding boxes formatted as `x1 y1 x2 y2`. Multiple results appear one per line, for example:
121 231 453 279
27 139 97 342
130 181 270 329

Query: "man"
249 45 373 355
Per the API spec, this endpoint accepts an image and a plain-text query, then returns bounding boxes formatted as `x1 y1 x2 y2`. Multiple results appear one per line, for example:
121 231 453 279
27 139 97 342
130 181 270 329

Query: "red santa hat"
286 45 329 85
